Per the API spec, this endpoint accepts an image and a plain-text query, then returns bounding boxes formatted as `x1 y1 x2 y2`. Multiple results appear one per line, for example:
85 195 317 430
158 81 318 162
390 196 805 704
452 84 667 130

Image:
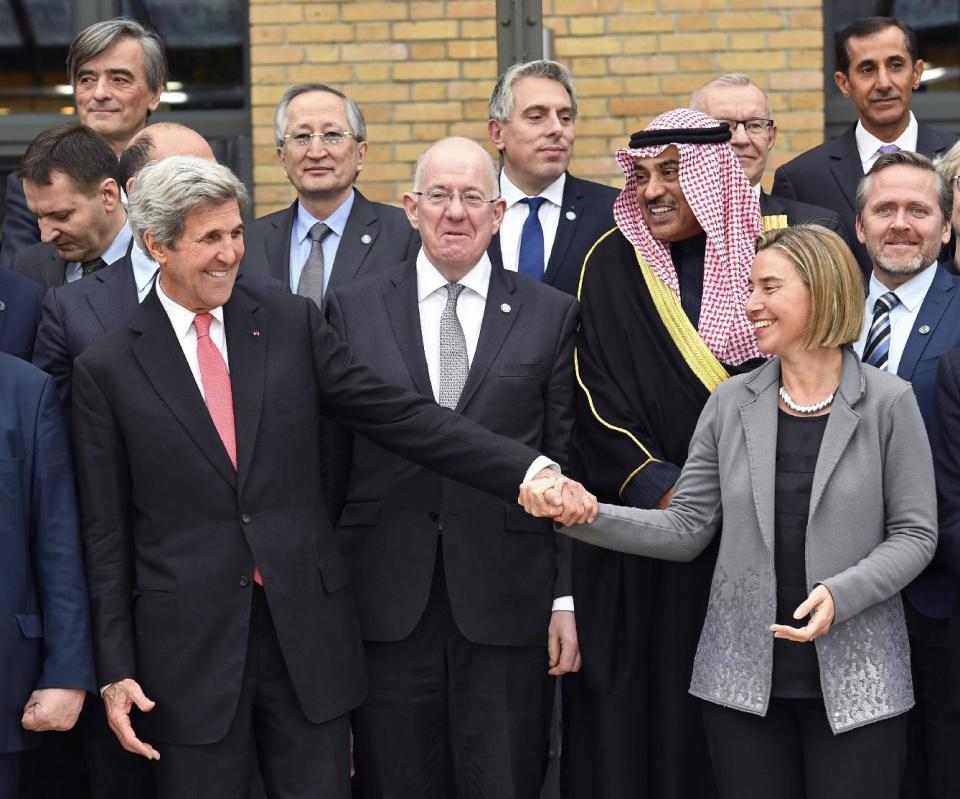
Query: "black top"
772 409 829 698
671 232 706 329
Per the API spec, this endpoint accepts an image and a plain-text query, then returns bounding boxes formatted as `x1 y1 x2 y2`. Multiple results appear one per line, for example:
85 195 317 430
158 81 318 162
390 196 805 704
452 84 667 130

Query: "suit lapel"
44 250 67 288
544 175 583 287
132 292 237 489
329 190 379 290
898 265 953 381
384 266 433 396
740 365 779 555
916 123 952 159
457 268 520 412
263 202 295 287
223 292 265 495
86 254 140 333
827 127 864 214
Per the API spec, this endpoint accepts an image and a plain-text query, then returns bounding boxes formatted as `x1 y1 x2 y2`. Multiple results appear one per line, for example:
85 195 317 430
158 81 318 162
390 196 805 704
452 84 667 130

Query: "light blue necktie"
518 197 546 281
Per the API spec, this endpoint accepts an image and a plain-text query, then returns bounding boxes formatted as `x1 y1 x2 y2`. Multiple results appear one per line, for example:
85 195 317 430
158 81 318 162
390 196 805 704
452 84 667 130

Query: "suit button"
428 511 439 521
241 513 252 524
239 575 250 587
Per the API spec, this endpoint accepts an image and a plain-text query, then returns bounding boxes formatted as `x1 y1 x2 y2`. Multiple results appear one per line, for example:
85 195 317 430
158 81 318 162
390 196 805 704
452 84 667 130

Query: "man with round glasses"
689 74 843 237
242 83 418 305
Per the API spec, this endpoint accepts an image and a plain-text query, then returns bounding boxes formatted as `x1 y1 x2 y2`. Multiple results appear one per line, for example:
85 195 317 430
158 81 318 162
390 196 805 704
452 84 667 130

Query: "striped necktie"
862 291 900 370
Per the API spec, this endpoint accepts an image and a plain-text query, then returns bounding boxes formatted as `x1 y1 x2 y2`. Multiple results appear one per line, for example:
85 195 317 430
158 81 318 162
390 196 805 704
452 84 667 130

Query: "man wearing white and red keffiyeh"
561 108 765 799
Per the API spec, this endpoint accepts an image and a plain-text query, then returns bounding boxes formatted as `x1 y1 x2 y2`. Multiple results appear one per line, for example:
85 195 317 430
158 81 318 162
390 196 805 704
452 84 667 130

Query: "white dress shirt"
288 189 355 294
497 171 565 273
853 262 937 375
65 222 133 283
155 278 229 398
856 112 919 173
415 248 572 610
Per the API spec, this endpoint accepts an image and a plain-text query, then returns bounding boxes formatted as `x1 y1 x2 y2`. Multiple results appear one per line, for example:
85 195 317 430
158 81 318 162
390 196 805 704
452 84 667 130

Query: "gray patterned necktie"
439 283 468 409
81 256 106 277
296 222 330 306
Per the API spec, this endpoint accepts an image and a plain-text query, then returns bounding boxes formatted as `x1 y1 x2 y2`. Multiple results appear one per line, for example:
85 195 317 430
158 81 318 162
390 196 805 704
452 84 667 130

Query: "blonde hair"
755 224 864 350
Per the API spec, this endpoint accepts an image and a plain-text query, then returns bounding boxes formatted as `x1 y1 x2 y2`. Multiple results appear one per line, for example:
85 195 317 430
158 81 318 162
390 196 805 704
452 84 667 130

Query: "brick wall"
249 0 826 214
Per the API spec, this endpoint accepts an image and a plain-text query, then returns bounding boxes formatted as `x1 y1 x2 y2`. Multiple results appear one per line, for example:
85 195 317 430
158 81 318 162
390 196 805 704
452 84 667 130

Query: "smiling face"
695 83 776 186
74 38 161 152
856 164 951 288
746 248 812 356
402 139 505 282
633 145 702 242
488 76 575 196
835 26 923 140
149 200 245 313
277 90 367 207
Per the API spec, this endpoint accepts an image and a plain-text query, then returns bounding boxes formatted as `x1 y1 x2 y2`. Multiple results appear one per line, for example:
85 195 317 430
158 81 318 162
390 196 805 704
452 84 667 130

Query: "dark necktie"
862 291 900 370
518 197 546 281
81 257 106 276
297 222 331 305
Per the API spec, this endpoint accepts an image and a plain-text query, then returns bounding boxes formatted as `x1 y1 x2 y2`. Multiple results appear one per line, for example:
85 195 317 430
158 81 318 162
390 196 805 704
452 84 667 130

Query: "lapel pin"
565 210 577 221
361 234 373 245
251 330 261 337
0 300 5 311
919 324 931 335
500 303 511 314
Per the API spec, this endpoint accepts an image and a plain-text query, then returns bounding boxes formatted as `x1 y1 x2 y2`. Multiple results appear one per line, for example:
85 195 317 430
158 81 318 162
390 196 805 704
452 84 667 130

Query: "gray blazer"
565 347 937 733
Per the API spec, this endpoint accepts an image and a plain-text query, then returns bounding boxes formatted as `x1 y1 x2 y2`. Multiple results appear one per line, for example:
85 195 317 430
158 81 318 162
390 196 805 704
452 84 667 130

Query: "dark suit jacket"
12 242 69 290
758 190 847 236
489 173 620 297
1 174 40 269
0 266 44 361
932 347 960 579
326 265 578 646
771 122 958 277
1 353 95 755
32 253 139 407
241 190 419 293
71 284 542 746
891 265 960 618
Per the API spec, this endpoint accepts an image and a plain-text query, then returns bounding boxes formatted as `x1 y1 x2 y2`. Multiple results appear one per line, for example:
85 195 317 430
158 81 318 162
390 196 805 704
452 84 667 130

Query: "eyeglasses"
412 190 500 209
716 118 774 137
283 131 355 148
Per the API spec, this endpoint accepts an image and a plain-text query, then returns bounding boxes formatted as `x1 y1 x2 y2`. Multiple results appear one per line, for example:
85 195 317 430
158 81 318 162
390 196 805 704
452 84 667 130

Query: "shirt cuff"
524 456 559 485
552 595 575 612
620 460 681 509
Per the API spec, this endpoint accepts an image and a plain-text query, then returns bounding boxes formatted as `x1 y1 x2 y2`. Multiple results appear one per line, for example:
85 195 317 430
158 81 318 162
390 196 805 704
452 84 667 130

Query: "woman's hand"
769 584 836 642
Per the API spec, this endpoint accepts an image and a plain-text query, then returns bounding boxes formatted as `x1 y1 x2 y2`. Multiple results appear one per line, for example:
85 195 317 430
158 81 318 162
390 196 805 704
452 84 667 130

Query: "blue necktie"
518 197 546 281
862 291 900 370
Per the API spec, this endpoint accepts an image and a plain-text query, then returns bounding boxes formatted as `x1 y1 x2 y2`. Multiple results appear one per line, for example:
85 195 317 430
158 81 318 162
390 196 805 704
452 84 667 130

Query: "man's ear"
834 70 851 98
402 193 419 230
488 118 506 152
142 229 167 264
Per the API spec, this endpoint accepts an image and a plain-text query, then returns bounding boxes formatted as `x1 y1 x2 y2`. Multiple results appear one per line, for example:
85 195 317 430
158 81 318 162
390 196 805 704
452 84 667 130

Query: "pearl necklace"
778 385 835 415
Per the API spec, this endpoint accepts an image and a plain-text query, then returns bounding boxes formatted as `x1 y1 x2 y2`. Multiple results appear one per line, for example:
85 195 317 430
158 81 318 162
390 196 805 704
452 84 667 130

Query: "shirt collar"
752 182 762 197
856 112 918 162
155 273 226 337
70 222 133 268
867 259 937 313
294 188 356 244
130 240 159 293
499 169 565 210
416 248 492 303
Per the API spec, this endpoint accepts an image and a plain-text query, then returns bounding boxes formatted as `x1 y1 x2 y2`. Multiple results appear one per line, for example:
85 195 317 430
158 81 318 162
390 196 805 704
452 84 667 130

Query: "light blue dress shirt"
65 223 133 283
130 241 160 303
288 189 355 295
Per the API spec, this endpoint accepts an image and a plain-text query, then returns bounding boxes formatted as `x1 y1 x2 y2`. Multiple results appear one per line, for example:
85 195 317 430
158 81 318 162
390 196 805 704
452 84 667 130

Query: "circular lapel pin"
919 324 931 335
500 303 511 313
0 300 5 311
361 234 373 245
565 210 577 221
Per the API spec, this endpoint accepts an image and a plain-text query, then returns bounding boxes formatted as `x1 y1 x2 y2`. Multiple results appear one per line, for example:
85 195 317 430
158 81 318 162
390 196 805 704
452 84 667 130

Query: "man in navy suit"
0 353 96 797
487 60 619 297
0 268 43 361
772 16 957 277
241 83 418 302
852 149 960 799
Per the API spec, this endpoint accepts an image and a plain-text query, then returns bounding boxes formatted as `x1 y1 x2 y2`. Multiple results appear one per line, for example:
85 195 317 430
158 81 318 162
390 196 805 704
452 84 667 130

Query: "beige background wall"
249 0 826 215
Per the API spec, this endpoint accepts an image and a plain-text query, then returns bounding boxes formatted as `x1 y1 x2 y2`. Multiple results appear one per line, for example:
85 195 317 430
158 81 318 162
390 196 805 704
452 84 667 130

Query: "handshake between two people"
518 468 599 527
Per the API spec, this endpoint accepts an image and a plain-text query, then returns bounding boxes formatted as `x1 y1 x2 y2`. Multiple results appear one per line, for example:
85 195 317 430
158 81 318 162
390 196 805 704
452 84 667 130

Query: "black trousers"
1 753 18 799
352 543 554 799
157 585 350 799
901 602 960 799
701 697 907 799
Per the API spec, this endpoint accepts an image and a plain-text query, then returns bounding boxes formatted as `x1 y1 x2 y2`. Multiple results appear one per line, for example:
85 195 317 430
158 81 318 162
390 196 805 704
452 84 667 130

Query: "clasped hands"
519 469 598 526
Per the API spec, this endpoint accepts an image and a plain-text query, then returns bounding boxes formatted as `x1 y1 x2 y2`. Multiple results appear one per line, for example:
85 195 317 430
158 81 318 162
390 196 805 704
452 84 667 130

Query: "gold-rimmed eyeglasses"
283 131 355 148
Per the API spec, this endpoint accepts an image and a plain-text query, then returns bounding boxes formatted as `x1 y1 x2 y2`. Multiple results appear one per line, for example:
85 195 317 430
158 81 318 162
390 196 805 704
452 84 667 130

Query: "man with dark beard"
853 149 960 799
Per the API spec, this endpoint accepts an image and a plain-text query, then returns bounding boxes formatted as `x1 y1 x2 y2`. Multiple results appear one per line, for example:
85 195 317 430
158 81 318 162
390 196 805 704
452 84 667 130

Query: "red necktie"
194 313 262 585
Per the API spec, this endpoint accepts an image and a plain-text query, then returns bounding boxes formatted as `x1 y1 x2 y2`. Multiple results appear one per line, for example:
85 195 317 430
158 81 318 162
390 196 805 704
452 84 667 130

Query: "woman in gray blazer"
522 225 937 799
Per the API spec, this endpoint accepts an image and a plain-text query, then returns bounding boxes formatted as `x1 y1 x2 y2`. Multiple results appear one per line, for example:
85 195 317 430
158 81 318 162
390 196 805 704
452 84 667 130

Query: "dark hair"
19 123 119 193
118 133 153 190
835 16 919 75
68 18 166 94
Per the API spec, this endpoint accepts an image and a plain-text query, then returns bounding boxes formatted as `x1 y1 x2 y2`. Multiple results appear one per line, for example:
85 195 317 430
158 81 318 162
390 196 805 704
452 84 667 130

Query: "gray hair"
274 83 367 147
128 156 249 252
689 73 772 119
856 149 953 223
488 60 578 122
67 17 167 94
412 138 499 198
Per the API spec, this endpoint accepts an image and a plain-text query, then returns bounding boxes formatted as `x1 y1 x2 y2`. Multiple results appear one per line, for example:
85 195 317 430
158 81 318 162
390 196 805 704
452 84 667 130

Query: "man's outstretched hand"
519 469 598 526
102 678 160 760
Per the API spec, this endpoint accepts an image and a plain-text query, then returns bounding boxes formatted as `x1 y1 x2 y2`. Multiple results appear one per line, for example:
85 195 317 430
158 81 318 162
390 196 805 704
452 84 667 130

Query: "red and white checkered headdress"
613 108 762 365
